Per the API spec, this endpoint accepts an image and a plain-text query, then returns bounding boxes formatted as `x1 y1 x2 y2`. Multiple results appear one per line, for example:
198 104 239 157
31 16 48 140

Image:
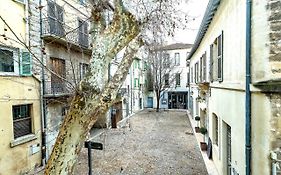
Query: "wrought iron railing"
44 80 74 96
42 18 89 48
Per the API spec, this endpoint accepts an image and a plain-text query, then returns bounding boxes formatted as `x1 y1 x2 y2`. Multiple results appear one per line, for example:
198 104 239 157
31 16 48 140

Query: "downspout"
39 0 47 165
245 0 252 174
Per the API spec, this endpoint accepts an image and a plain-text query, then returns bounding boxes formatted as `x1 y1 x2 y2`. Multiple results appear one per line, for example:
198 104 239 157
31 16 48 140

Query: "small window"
79 0 86 5
175 53 180 66
0 49 14 72
79 63 89 80
195 62 199 83
213 113 219 145
176 73 180 86
13 104 32 139
134 78 139 88
164 73 169 86
164 53 170 68
78 19 89 48
191 67 193 83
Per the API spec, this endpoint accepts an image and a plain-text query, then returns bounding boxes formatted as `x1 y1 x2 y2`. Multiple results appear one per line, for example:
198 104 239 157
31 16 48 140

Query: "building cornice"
186 0 221 60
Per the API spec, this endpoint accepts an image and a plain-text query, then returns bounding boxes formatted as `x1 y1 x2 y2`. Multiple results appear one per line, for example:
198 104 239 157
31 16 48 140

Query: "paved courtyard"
74 109 208 175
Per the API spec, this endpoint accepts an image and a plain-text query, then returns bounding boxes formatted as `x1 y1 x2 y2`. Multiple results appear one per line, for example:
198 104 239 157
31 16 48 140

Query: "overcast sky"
167 0 209 44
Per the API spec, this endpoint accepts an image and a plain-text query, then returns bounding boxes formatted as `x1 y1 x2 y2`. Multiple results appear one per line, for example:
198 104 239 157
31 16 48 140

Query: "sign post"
84 141 103 175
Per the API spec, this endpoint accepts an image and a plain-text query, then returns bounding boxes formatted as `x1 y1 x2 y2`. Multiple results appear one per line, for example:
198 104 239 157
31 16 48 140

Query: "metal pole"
87 142 92 175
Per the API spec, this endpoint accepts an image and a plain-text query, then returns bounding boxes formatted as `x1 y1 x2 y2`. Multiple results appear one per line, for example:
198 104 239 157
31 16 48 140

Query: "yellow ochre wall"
0 76 42 175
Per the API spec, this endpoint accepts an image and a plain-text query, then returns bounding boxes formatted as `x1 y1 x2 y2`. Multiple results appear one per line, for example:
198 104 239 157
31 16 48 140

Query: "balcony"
42 18 91 54
44 80 73 97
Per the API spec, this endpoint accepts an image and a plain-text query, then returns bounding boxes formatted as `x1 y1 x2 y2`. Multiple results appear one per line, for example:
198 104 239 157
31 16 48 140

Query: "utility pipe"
245 0 252 174
39 0 47 165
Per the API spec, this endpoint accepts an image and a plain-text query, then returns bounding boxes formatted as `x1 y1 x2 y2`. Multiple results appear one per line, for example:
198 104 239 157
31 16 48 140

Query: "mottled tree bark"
44 0 141 174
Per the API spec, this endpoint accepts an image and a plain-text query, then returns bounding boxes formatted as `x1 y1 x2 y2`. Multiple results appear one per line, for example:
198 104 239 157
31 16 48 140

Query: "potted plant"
199 127 207 135
194 116 200 133
200 142 208 151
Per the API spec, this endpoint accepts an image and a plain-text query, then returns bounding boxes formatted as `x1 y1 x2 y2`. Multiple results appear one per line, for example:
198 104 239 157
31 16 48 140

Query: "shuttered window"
164 73 169 86
51 58 66 94
176 73 180 86
13 104 32 139
48 1 64 36
78 19 89 48
20 51 32 76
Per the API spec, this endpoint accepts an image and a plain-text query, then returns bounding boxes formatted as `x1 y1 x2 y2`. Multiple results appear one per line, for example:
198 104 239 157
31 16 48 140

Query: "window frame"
78 18 89 48
164 73 169 86
175 73 181 86
174 53 180 66
79 63 89 81
0 46 20 75
213 114 219 146
12 104 33 139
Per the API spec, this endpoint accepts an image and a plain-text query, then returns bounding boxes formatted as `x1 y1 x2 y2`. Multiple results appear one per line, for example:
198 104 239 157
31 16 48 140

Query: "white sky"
167 0 209 44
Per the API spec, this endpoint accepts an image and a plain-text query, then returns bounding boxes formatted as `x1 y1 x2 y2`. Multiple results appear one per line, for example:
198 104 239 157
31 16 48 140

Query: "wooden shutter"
84 22 89 47
20 50 32 76
209 44 213 82
218 31 223 82
47 1 56 34
56 4 64 36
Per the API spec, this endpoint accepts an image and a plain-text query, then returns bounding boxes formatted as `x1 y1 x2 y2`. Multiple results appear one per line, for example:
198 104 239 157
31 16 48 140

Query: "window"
134 59 140 69
187 72 190 86
164 73 169 86
176 73 180 86
175 53 180 66
134 78 139 88
79 0 86 5
50 58 66 94
195 62 199 83
79 63 88 80
200 57 203 82
164 53 170 68
200 52 207 82
213 113 219 145
78 19 89 48
48 1 64 36
210 32 223 82
13 104 32 139
217 34 223 81
0 49 14 72
190 67 193 83
0 47 31 75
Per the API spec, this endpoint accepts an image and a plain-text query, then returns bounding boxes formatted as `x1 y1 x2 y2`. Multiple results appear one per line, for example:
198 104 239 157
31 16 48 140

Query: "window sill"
10 134 37 147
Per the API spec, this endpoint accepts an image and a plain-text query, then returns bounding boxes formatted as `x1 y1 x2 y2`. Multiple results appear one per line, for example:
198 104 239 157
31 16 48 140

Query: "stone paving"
74 109 208 175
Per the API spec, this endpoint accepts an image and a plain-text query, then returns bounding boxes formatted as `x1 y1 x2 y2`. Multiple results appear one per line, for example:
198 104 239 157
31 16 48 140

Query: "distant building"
188 0 281 174
0 1 42 174
147 43 192 109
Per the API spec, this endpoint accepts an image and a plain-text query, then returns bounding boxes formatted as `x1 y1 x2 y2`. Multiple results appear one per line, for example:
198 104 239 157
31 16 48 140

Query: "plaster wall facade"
0 77 42 175
188 0 280 174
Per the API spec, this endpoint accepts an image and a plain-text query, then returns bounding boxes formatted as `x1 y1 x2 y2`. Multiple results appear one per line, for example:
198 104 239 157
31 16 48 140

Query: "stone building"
29 0 93 160
187 0 281 174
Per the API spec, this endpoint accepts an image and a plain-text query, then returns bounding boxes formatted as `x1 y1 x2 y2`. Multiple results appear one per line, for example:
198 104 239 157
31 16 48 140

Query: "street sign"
84 141 103 150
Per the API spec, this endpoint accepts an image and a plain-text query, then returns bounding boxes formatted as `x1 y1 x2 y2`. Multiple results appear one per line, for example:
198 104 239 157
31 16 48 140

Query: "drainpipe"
39 0 47 165
245 0 252 174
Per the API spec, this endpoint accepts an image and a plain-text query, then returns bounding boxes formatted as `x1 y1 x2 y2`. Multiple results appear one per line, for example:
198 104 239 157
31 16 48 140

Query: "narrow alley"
74 110 208 175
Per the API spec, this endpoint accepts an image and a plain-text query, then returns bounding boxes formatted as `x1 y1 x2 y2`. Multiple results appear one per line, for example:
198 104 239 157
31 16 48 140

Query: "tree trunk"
156 89 160 112
45 1 141 174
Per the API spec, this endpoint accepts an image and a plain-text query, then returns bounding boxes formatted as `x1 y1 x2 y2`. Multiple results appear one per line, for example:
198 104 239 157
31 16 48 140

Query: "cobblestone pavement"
74 109 208 175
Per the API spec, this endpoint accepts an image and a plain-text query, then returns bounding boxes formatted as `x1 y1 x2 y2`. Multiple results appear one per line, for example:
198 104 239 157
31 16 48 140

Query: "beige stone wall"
0 76 42 175
252 0 281 82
